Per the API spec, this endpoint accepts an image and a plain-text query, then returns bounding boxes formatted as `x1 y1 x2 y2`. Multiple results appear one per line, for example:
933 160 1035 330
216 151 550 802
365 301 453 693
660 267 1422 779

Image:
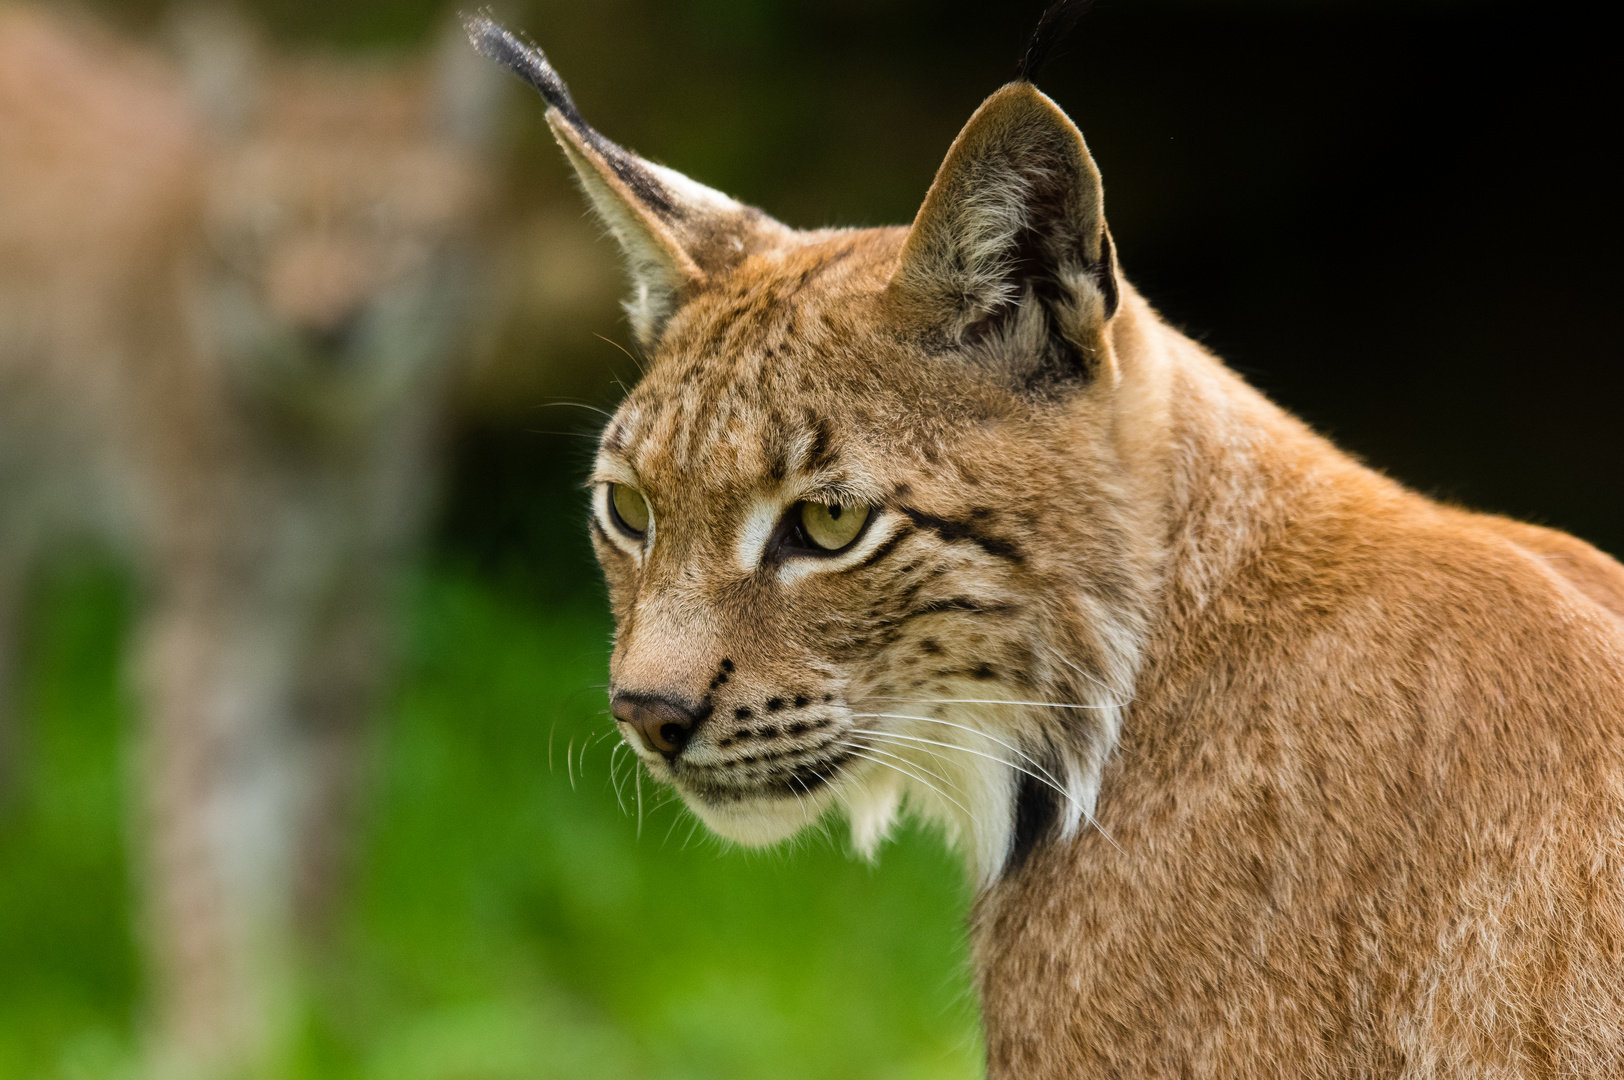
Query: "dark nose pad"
611 693 701 759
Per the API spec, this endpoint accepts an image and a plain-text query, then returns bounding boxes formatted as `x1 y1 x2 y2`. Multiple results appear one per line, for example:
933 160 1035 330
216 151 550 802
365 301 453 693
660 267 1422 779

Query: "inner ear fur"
890 82 1121 388
545 114 779 347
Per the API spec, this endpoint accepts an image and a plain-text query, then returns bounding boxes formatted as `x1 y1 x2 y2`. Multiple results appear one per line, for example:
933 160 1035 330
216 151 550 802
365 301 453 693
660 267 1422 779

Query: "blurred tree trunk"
291 578 389 943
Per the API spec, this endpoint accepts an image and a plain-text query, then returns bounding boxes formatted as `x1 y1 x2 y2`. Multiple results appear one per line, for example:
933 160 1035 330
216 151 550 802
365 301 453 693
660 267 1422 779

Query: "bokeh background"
2 0 1617 1077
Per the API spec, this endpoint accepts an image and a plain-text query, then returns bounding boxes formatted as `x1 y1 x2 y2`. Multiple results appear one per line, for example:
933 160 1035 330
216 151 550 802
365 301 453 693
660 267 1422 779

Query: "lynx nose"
611 693 702 759
305 311 363 358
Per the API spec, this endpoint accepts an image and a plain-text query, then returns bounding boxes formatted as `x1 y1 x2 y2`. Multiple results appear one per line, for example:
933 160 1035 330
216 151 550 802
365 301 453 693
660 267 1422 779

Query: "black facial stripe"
842 595 1019 655
764 425 790 483
588 515 632 556
803 413 840 473
901 597 1016 622
784 246 857 302
846 599 1018 651
1007 744 1064 874
855 527 911 570
923 597 1012 614
898 506 1024 564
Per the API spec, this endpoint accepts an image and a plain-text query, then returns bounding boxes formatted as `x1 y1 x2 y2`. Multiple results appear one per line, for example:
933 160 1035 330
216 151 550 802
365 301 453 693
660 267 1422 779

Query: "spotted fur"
475 10 1624 1077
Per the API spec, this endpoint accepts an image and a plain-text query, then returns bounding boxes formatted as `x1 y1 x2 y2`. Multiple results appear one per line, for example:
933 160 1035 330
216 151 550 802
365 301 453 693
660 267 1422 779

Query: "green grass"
0 565 981 1079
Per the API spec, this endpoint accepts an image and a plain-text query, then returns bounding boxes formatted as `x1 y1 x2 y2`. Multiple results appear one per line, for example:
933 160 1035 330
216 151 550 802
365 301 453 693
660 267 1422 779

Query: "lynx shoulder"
470 6 1624 1077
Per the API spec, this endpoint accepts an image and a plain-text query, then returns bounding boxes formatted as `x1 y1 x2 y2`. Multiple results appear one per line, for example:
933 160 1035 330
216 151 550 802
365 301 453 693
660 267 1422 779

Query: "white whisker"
537 398 616 420
837 742 976 821
662 806 686 848
853 728 1073 809
852 727 1124 854
849 711 1065 788
609 741 630 816
1055 654 1136 707
784 776 815 827
635 764 644 840
579 730 609 775
866 695 1120 711
840 738 964 797
823 775 863 823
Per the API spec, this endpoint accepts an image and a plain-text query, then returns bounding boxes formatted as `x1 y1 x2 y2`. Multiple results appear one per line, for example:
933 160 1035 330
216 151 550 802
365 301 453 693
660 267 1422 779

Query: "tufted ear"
465 15 782 348
890 81 1120 389
167 3 262 137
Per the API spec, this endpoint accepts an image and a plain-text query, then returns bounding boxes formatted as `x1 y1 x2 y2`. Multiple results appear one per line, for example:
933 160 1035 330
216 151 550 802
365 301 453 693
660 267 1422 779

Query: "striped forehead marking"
603 396 860 577
612 389 845 479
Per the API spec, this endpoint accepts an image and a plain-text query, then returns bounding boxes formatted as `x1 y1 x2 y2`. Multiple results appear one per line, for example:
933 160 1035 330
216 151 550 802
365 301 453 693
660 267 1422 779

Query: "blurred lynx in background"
0 4 502 1073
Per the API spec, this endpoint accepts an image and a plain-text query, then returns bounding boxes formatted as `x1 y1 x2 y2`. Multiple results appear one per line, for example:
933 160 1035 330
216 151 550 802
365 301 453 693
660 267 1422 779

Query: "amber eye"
799 502 869 551
609 483 651 538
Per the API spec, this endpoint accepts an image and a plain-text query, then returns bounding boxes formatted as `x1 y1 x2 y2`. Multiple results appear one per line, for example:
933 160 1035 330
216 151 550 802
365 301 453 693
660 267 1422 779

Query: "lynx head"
472 3 1154 884
176 10 502 438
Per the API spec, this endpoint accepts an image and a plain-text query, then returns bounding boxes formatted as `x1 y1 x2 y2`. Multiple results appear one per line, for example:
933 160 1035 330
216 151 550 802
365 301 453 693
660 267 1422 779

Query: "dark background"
414 0 1621 599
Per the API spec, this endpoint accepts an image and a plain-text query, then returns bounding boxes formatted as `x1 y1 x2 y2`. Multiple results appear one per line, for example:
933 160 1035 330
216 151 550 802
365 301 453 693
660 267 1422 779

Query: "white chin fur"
686 789 833 846
669 679 1127 883
681 771 907 861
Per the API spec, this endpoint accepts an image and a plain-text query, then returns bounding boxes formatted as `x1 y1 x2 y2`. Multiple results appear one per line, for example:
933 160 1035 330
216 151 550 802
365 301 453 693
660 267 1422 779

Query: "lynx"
471 4 1624 1077
0 6 499 1073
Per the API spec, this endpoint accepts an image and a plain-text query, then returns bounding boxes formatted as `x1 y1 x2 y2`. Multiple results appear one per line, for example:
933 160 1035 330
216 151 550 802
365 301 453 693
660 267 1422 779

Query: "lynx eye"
799 502 869 551
608 483 651 538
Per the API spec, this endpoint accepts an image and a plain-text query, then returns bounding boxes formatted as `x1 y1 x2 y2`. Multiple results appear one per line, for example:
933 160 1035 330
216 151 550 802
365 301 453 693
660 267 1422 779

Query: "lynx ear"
465 16 779 348
890 82 1120 387
167 3 262 137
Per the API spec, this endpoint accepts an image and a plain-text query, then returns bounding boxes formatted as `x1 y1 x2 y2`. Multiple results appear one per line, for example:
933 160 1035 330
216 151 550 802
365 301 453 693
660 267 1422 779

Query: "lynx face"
469 19 1147 881
586 237 1137 875
192 45 495 438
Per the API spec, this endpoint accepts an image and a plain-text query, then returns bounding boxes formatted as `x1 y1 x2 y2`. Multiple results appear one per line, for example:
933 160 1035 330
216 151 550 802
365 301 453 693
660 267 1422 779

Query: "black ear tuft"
463 12 679 219
462 10 787 348
1015 0 1095 85
462 13 582 127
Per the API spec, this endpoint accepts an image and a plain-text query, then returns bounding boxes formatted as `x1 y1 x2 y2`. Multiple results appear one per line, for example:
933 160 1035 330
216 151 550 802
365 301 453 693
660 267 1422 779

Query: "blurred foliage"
0 565 980 1078
0 563 138 1080
73 0 449 47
